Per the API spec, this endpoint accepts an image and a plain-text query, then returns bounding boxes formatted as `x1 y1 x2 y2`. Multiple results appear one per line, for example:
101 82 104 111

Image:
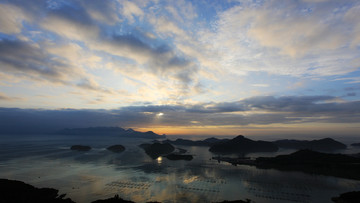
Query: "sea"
1 134 360 203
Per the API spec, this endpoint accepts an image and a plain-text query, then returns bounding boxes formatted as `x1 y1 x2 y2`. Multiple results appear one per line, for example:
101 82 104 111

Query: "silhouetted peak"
126 128 135 132
290 149 319 156
317 138 340 143
209 135 278 154
232 135 252 143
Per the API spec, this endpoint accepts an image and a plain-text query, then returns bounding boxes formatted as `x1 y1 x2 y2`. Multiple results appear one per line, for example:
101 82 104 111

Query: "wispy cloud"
0 39 77 84
0 92 21 101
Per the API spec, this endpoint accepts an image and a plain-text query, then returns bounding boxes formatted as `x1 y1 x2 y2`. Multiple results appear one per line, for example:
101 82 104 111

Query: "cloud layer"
1 95 359 135
0 0 359 135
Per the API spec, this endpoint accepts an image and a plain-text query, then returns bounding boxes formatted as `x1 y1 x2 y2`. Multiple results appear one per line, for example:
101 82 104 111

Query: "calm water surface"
1 134 360 203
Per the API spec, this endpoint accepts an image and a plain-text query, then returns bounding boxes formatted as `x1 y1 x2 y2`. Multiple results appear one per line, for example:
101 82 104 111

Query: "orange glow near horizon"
133 122 360 137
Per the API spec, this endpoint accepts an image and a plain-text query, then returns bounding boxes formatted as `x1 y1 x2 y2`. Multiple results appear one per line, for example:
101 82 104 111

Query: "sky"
0 0 360 137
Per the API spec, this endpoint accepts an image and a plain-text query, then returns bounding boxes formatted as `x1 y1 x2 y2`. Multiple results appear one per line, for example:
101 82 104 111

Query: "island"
273 138 347 151
107 145 125 153
213 149 360 181
351 143 360 147
209 135 278 154
70 145 91 151
139 143 175 159
255 150 360 180
57 127 165 139
163 137 229 147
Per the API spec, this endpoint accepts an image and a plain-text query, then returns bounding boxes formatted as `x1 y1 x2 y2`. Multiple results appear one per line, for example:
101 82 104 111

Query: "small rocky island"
209 135 278 154
139 143 175 159
70 145 91 151
107 145 125 153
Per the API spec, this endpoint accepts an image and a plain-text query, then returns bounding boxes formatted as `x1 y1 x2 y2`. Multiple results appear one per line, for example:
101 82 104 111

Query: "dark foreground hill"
0 179 255 203
273 138 346 151
56 127 165 139
332 191 360 203
209 135 278 154
0 179 75 203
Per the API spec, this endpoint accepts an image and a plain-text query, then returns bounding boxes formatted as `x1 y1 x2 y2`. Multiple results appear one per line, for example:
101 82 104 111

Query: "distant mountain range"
163 137 229 147
273 138 346 151
56 127 165 139
163 135 347 154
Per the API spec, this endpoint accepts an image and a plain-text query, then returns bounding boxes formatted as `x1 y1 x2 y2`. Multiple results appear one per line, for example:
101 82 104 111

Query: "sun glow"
157 156 162 164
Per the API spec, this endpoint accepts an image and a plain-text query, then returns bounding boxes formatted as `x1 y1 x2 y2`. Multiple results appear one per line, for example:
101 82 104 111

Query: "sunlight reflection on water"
157 156 162 164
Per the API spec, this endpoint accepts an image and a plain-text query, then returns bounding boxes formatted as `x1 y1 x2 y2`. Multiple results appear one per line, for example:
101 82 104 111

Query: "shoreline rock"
139 143 175 159
107 145 125 153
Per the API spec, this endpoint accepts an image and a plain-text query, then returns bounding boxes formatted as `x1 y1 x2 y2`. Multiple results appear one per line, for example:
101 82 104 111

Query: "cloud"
76 78 118 94
344 5 360 47
41 4 99 41
0 39 76 84
76 78 105 91
80 0 120 25
0 92 21 101
120 0 144 24
0 39 115 95
0 3 26 34
252 84 269 87
93 33 198 88
150 16 189 40
199 0 360 78
334 77 360 84
0 0 359 111
46 42 102 70
0 95 359 134
301 0 329 3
